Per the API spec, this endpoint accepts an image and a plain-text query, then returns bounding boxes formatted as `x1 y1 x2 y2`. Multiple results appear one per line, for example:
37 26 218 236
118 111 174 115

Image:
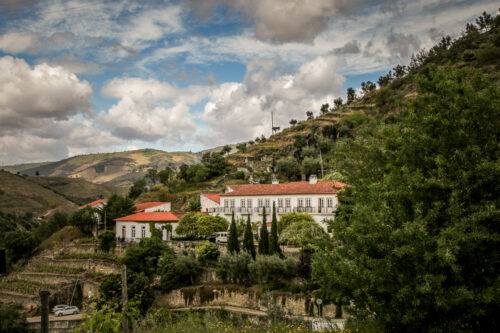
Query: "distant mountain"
3 149 200 188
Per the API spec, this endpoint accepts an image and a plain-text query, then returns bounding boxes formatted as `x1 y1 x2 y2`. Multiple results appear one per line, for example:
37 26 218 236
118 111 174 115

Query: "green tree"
302 157 320 178
4 231 37 263
289 119 298 126
34 211 68 241
0 303 27 333
188 197 201 212
306 111 314 119
316 67 500 331
276 157 301 181
243 214 256 259
104 194 135 226
320 103 330 114
69 206 97 236
277 212 315 234
279 219 329 249
346 87 355 104
175 212 228 239
145 168 158 185
129 178 147 199
161 254 200 292
221 145 232 155
98 231 116 252
258 207 269 255
269 202 280 255
227 211 240 254
197 241 220 263
123 237 173 277
158 166 174 186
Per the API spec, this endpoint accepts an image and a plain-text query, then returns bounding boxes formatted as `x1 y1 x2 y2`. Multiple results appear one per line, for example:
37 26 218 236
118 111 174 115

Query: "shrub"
123 237 173 277
233 170 245 180
216 252 252 284
98 231 116 252
248 255 296 288
0 303 27 333
161 254 201 292
197 241 220 263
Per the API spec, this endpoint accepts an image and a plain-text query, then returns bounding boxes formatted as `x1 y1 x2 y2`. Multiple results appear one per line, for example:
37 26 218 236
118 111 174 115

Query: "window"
141 226 146 238
131 226 136 238
265 199 270 208
122 226 126 238
319 198 324 208
327 198 333 208
247 199 252 208
298 198 304 208
258 199 263 208
224 200 229 208
241 199 245 208
285 199 291 208
230 199 235 208
305 198 311 208
278 199 283 208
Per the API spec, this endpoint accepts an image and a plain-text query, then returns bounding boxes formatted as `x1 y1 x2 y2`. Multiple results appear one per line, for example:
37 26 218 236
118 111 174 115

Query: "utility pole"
121 265 128 333
39 290 50 333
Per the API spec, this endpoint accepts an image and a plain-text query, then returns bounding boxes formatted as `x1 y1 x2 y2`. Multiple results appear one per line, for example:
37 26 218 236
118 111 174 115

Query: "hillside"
4 149 200 188
0 171 78 216
229 19 500 176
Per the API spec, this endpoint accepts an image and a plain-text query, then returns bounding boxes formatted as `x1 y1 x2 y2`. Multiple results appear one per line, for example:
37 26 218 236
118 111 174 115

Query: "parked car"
55 306 79 317
52 304 68 313
207 232 228 243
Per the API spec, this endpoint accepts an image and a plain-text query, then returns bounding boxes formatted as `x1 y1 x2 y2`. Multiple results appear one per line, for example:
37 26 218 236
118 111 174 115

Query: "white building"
115 211 180 242
134 201 171 213
200 175 346 231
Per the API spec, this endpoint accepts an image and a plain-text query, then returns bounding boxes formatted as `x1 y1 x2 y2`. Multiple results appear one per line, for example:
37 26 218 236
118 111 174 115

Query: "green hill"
4 149 200 188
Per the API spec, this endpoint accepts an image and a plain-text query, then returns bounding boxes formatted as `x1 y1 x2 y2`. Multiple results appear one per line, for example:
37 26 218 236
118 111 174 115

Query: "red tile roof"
219 180 346 196
115 212 179 222
201 193 221 203
135 202 170 212
79 199 107 209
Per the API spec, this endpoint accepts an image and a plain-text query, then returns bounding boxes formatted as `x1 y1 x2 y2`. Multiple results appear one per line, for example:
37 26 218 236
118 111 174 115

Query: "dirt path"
27 313 84 323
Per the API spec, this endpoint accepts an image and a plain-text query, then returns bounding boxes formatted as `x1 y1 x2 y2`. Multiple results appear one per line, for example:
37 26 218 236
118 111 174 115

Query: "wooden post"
121 265 128 333
39 290 50 333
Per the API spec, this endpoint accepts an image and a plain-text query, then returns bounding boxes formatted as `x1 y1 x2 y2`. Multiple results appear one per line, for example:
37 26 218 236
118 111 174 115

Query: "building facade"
115 212 179 242
200 176 346 231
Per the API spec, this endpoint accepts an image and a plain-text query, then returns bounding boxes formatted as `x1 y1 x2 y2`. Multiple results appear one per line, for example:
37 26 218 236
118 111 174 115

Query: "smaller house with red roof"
79 198 108 210
135 201 171 213
115 211 179 242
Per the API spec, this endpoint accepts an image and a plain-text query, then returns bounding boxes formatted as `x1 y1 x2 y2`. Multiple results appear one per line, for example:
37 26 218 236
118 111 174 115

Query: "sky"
0 0 497 165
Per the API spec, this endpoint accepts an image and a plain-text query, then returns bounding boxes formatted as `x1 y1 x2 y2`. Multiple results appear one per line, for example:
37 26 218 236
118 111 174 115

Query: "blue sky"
0 0 497 164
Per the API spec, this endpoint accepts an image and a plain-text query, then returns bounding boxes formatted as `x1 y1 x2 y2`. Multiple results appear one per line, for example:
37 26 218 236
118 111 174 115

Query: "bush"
276 157 301 181
161 254 201 292
69 206 97 236
233 170 245 180
197 241 220 263
248 255 296 288
216 252 252 284
123 237 173 277
188 197 201 212
0 303 27 333
4 231 38 262
98 231 116 252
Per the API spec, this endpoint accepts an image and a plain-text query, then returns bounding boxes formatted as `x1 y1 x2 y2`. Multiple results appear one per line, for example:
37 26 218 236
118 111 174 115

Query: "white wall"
200 195 220 213
116 221 179 242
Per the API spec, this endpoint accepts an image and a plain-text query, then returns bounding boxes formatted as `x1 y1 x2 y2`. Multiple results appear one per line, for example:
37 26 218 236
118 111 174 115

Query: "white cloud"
36 53 100 75
200 54 345 146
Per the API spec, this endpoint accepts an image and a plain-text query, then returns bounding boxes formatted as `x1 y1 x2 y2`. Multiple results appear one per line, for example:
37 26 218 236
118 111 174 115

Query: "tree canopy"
175 212 228 239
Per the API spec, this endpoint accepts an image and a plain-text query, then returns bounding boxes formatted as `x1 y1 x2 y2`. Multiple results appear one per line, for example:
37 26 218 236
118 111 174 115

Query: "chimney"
309 174 317 184
272 177 279 185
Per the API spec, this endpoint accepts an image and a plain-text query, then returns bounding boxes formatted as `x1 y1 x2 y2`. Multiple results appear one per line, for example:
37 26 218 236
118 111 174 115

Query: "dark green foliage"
258 207 269 255
320 103 330 114
160 254 200 292
236 143 247 152
248 255 296 288
188 197 201 212
269 202 280 255
346 87 355 103
289 119 298 126
34 211 68 241
0 303 27 333
104 194 135 225
123 237 173 277
221 145 232 155
128 178 147 199
315 67 500 332
4 231 37 263
227 212 240 254
197 241 220 263
233 170 245 180
99 271 154 314
297 249 312 279
69 206 97 235
98 231 116 252
277 212 315 234
276 157 301 181
158 166 174 185
243 214 256 259
306 111 314 119
145 168 158 185
301 157 320 178
201 152 230 178
216 251 252 284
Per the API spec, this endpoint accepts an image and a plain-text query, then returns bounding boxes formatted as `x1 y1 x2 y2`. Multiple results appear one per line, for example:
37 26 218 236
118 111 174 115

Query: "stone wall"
47 258 120 275
156 284 337 318
28 318 84 333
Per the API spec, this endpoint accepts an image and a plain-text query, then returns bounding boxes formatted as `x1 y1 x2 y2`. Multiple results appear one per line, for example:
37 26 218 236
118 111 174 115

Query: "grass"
32 264 86 274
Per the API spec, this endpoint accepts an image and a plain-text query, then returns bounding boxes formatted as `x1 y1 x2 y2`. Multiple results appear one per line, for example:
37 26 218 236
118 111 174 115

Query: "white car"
52 305 68 313
208 232 228 243
55 306 79 316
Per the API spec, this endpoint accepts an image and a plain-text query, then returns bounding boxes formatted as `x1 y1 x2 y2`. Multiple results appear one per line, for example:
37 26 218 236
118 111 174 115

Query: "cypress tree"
227 211 239 253
269 201 280 254
258 206 269 255
243 214 256 259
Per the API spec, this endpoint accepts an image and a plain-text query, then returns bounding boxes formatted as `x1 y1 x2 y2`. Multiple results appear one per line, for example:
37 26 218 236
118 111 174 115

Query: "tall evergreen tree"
227 211 239 253
258 207 269 255
269 202 280 254
243 214 256 259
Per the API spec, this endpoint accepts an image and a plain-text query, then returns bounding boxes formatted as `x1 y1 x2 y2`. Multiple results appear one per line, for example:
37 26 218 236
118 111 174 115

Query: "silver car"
54 306 79 316
52 305 68 313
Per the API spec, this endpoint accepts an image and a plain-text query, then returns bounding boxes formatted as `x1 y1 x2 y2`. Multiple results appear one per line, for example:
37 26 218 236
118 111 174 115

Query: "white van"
208 232 228 243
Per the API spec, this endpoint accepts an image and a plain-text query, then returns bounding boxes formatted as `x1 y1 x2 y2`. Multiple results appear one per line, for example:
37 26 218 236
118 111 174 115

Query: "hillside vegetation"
4 149 199 188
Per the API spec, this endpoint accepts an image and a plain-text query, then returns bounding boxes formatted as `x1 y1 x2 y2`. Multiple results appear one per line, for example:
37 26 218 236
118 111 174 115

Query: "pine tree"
269 201 280 254
243 214 256 259
227 211 239 253
258 206 269 255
